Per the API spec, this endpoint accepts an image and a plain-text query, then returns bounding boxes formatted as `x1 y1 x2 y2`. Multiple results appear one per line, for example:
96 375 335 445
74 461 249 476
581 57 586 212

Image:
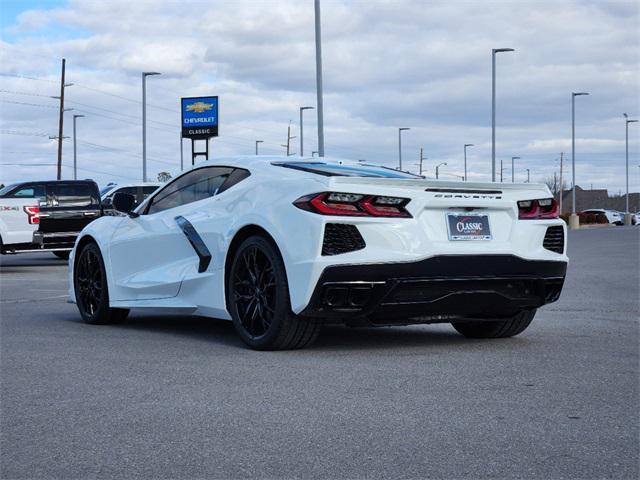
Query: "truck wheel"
74 242 129 325
227 235 320 350
452 310 536 338
53 251 70 260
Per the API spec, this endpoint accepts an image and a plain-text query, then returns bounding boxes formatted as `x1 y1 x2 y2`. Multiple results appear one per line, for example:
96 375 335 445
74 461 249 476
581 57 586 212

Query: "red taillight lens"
294 192 412 218
518 198 558 220
23 206 40 224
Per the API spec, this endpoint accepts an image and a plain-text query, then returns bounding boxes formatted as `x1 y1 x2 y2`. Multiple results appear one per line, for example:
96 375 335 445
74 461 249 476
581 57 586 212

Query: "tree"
157 172 172 182
543 175 567 197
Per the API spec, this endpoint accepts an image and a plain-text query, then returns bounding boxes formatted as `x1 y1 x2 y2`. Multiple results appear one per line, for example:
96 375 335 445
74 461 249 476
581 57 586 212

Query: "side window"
8 184 45 198
146 167 233 215
52 184 95 208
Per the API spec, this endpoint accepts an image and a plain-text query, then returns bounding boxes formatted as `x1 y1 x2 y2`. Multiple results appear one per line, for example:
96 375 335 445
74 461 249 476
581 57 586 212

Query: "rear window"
52 184 96 207
272 162 421 179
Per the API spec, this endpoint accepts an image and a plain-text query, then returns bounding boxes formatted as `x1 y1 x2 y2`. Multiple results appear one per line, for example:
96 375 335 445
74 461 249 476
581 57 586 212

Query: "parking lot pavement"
1 227 638 480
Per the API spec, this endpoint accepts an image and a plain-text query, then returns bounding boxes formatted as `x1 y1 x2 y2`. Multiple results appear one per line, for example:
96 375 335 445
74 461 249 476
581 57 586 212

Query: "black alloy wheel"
228 235 320 350
74 242 128 325
233 245 277 338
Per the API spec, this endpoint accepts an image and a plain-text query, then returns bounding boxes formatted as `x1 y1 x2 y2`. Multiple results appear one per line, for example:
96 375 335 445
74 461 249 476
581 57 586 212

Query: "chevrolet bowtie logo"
186 102 213 113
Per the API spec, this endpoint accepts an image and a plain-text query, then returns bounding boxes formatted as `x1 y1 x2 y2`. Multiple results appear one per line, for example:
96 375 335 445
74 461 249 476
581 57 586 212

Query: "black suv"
1 180 102 258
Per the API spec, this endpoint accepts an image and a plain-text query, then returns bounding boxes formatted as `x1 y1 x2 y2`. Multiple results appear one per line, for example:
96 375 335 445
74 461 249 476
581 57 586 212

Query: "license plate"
446 213 492 241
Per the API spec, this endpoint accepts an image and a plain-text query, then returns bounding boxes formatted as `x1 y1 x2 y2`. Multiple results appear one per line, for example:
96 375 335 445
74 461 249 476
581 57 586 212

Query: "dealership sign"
181 96 218 139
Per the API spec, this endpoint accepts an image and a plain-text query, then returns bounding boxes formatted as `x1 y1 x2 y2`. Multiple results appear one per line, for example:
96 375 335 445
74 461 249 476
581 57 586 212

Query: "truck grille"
543 226 564 254
322 224 365 256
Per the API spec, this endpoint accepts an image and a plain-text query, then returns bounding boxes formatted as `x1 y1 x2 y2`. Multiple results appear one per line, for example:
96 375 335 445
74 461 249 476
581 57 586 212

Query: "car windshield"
273 162 422 179
100 185 116 196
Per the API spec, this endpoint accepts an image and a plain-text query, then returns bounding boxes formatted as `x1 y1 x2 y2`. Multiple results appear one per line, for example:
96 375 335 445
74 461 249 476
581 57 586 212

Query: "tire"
452 310 536 339
74 242 129 325
227 235 320 350
53 251 70 260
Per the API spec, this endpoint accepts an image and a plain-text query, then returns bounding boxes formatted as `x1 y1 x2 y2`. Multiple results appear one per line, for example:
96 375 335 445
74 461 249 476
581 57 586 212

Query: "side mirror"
112 192 138 217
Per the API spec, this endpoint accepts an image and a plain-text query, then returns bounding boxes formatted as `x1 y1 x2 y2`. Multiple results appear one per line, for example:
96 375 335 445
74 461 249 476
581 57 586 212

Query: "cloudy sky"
1 0 638 192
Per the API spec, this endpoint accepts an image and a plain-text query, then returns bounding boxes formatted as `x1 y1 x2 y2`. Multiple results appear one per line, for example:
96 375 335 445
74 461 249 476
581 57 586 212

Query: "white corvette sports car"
69 156 568 350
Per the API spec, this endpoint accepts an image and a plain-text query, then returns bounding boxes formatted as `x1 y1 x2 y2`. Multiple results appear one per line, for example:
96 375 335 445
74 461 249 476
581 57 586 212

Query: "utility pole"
500 159 504 182
56 58 67 180
282 123 296 156
299 106 314 156
415 147 426 176
255 140 263 155
526 168 530 183
72 114 84 180
314 0 325 157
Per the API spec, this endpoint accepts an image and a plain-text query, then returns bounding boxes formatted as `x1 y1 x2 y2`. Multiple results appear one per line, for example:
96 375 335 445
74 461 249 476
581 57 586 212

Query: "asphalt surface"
1 227 638 479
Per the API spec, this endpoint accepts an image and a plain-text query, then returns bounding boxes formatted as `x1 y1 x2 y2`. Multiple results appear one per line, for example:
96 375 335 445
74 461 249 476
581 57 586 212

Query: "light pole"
624 114 638 224
464 143 474 181
179 133 184 171
435 162 447 179
526 168 530 183
255 140 263 155
299 106 314 156
72 114 84 180
142 71 161 182
398 127 410 170
492 48 515 182
314 0 325 157
511 156 520 182
500 159 504 182
570 92 589 229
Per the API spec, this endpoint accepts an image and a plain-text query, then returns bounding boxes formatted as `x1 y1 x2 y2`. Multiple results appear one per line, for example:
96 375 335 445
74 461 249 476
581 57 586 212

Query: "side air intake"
322 224 365 256
543 226 564 254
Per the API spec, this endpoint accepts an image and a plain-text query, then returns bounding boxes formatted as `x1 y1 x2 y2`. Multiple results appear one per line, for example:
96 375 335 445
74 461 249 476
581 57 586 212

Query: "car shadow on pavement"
102 313 481 351
109 314 245 348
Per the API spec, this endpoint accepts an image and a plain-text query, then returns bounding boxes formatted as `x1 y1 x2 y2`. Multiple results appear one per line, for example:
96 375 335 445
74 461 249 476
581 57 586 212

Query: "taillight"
517 198 559 220
294 192 412 218
23 206 40 224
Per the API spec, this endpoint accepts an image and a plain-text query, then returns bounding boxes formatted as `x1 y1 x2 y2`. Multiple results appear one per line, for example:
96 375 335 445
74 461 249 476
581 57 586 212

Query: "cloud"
0 0 639 193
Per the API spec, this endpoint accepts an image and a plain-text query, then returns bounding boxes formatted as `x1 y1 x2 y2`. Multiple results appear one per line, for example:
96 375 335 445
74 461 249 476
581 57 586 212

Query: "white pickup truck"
0 180 102 258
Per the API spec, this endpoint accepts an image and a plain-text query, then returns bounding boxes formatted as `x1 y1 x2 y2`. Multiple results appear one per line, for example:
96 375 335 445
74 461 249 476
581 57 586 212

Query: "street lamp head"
399 127 410 131
572 92 589 96
300 106 314 111
627 119 639 124
512 156 520 160
143 71 161 77
464 143 474 147
73 114 85 119
256 140 264 143
493 48 515 53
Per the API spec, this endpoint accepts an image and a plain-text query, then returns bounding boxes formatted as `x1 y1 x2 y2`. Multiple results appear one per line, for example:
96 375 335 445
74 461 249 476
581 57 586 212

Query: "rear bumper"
33 231 80 250
299 255 567 322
